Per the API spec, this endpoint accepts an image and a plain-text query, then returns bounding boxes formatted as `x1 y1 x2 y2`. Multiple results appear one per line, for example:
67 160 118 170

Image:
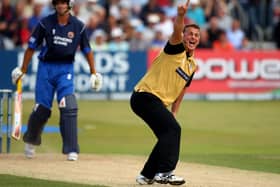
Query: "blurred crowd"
1 0 280 51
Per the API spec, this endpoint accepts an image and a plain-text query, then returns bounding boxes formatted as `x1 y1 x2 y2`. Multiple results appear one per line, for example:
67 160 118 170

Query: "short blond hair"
183 24 200 33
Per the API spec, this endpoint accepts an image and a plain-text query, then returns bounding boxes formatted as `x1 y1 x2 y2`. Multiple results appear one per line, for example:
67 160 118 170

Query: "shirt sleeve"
185 73 194 87
79 25 91 54
163 41 185 55
28 21 46 49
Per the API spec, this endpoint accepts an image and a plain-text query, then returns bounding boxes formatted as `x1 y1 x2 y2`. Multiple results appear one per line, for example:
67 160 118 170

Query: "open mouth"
188 41 196 48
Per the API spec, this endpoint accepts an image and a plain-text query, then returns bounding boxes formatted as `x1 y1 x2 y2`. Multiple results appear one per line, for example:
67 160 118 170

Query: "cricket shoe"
136 174 154 185
67 152 78 161
154 173 185 185
24 143 35 159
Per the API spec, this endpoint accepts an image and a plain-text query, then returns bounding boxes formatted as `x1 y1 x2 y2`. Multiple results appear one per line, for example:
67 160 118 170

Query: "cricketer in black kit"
130 0 200 185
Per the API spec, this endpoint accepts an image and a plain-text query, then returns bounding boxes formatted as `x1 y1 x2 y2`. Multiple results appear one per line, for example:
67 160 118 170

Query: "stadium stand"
0 0 279 50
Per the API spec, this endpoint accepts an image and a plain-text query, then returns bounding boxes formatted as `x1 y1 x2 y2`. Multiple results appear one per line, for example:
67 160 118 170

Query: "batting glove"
90 73 103 91
11 67 24 85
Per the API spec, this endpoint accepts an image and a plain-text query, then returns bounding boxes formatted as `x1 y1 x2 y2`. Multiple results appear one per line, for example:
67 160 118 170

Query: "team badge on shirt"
68 32 74 39
29 36 36 44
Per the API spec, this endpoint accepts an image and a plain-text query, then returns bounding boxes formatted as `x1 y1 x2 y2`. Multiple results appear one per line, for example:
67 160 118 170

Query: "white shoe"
24 143 35 159
154 172 185 185
67 152 78 161
136 174 154 185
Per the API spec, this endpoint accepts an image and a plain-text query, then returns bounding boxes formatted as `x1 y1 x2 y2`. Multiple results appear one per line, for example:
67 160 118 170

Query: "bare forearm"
85 52 96 74
174 13 185 36
21 48 35 73
170 0 190 44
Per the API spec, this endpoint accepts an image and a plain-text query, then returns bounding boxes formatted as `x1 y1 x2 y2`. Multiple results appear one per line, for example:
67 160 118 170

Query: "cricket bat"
12 79 22 140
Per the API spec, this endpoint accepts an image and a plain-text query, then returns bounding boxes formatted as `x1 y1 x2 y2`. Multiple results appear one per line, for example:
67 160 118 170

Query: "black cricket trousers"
130 91 181 179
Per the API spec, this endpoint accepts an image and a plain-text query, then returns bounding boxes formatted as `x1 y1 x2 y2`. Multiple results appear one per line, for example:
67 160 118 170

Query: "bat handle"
17 79 22 93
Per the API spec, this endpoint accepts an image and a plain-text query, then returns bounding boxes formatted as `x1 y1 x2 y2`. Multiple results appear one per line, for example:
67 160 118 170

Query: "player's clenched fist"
11 67 24 85
90 73 103 91
177 0 190 16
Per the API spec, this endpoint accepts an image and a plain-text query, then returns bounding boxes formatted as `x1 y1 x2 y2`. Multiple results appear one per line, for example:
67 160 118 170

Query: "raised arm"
169 0 190 45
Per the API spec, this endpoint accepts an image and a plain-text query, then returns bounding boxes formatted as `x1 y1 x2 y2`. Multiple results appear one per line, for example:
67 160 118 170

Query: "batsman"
11 0 102 161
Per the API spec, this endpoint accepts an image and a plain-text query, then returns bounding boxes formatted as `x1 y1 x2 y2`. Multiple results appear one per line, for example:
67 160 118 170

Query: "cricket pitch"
0 154 280 187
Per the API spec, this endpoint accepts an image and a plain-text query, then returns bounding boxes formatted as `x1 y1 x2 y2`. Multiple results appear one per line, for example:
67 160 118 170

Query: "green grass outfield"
0 174 107 187
8 100 280 174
